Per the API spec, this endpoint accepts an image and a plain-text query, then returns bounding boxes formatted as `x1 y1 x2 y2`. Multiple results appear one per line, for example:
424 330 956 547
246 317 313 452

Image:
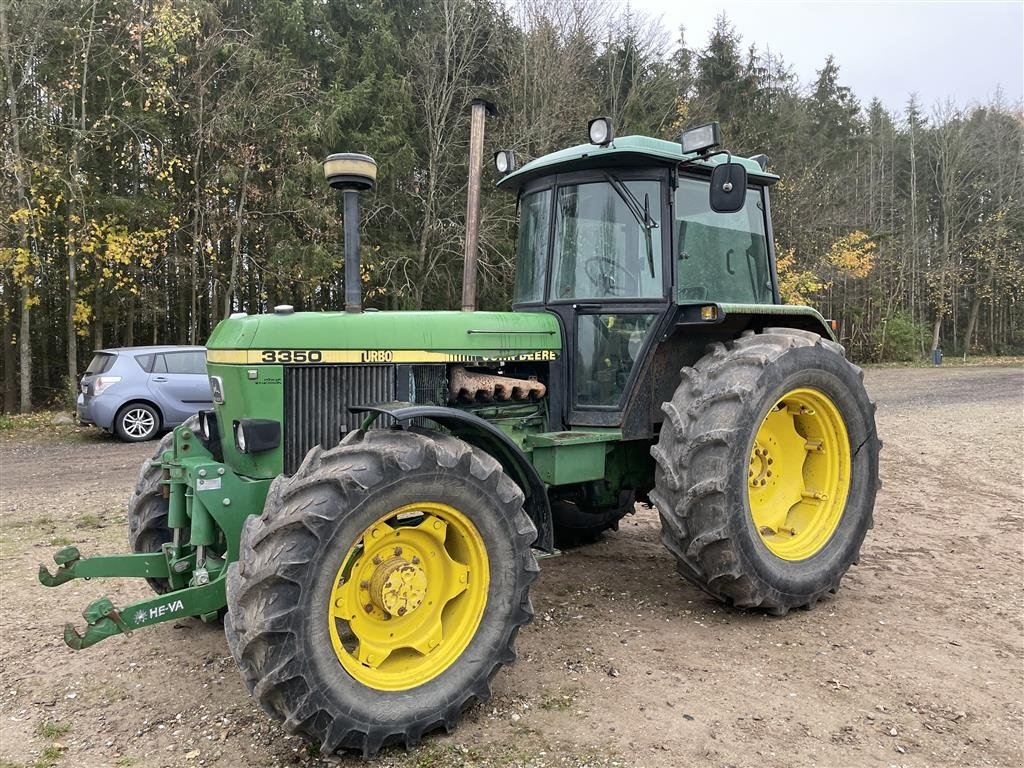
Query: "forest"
2 0 1022 412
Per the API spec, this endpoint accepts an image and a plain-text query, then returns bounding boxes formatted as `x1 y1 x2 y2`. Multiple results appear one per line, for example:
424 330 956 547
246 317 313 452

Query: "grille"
283 365 395 475
408 364 448 406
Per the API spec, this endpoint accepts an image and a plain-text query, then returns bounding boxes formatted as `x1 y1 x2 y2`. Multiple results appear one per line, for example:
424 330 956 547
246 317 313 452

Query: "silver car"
76 345 212 442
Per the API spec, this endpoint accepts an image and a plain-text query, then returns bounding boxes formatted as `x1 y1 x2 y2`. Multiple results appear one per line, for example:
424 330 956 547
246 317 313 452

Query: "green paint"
497 135 779 192
207 310 562 353
525 430 620 485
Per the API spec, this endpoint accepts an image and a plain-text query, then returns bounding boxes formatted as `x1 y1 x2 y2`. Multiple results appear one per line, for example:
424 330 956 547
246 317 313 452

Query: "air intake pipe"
323 153 377 313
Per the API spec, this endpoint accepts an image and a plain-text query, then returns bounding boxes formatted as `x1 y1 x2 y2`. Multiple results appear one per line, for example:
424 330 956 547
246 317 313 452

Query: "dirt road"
1 365 1021 768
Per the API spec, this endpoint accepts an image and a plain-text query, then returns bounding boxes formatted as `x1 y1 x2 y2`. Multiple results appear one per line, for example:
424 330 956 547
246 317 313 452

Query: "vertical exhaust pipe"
462 99 497 312
323 153 377 313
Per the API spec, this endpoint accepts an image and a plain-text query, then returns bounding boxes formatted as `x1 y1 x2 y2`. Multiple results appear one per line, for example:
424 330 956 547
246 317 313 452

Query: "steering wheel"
584 256 627 296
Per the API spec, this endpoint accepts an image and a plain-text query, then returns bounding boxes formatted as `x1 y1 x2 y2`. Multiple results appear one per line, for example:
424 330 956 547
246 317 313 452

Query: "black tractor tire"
127 415 200 593
650 328 880 615
114 402 161 442
550 492 635 548
224 428 538 757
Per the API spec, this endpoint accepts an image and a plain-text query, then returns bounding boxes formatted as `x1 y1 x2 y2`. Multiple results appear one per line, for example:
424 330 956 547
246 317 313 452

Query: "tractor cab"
495 123 795 427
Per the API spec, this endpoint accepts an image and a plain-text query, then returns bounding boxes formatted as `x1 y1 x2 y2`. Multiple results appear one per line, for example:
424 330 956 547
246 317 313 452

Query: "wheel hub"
747 388 852 560
748 442 774 487
368 557 427 617
328 502 489 691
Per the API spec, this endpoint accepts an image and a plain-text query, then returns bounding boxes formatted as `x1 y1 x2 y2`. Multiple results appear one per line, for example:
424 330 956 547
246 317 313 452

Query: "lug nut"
360 580 369 589
397 606 407 616
372 555 382 566
394 546 403 556
411 556 420 565
364 603 374 613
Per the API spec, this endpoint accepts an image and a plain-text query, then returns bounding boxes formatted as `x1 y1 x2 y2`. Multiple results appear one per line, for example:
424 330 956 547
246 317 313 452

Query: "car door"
147 350 212 425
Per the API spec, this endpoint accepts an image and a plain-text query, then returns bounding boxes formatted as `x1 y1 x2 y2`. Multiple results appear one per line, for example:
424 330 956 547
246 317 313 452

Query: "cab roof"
496 134 779 192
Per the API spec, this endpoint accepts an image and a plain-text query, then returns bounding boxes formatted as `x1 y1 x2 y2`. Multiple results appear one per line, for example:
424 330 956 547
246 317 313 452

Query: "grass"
33 746 66 768
75 514 103 529
0 410 94 444
34 722 69 739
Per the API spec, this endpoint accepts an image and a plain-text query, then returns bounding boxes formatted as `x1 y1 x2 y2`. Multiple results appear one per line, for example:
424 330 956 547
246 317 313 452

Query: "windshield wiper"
604 173 658 278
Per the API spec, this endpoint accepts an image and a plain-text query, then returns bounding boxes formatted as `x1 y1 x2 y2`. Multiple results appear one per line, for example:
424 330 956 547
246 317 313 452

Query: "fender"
349 403 554 553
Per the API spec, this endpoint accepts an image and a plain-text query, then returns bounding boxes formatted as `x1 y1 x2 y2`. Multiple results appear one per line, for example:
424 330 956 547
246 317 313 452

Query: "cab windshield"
549 179 663 300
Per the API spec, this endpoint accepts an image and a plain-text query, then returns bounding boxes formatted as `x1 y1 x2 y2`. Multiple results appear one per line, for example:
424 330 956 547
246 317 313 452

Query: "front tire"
127 415 199 593
224 428 538 756
651 328 880 614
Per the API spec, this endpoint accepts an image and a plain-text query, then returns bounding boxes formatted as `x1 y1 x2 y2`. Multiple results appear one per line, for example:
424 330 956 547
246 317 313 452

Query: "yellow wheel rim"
747 387 851 561
327 502 489 691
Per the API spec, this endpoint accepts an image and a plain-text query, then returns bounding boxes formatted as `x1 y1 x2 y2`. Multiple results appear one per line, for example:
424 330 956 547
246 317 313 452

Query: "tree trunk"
2 0 32 411
2 281 15 413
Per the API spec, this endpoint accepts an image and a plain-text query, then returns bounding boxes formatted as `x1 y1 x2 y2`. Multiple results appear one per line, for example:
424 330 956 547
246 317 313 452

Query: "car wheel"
114 403 161 442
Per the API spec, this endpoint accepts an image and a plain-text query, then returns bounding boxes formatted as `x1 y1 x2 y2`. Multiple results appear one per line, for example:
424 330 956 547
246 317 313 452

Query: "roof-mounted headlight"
588 116 614 146
680 122 722 155
494 149 517 174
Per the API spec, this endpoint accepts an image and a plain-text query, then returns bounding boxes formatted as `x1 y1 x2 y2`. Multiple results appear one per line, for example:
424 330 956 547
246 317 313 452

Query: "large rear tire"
224 428 538 757
651 328 880 614
127 415 200 593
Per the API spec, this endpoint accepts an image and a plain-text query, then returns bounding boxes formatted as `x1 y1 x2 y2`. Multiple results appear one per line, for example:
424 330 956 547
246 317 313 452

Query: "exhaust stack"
461 99 497 312
324 153 377 313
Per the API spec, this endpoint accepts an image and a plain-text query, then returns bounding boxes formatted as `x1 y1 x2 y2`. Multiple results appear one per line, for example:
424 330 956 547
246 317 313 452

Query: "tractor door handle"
572 303 602 312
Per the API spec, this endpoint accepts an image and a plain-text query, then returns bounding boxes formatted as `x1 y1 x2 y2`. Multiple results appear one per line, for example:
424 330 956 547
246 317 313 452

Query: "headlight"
493 149 517 174
93 375 121 396
680 121 721 155
588 116 614 146
197 410 219 443
209 376 225 404
233 419 280 454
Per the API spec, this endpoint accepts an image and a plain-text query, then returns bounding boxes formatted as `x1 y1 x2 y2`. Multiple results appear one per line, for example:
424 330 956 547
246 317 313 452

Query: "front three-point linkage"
38 545 226 650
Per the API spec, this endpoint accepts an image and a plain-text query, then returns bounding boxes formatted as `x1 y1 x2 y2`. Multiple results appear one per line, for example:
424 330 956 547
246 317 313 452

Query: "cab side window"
675 178 772 304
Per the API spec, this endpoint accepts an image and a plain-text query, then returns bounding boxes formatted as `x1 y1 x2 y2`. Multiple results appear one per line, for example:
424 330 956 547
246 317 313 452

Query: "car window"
85 353 116 374
164 351 207 375
134 353 154 372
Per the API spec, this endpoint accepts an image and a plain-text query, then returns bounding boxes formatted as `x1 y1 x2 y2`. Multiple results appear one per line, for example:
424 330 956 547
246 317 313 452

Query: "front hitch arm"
61 578 227 650
38 547 171 587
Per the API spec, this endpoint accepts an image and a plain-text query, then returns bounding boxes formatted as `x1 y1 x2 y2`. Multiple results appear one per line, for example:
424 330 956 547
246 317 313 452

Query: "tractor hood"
205 310 562 364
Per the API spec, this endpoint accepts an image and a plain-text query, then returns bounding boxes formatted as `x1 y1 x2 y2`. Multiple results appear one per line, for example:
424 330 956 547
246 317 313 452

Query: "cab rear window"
85 353 116 374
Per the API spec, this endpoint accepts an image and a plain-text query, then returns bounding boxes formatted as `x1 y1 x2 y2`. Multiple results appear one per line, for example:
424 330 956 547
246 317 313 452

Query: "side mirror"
709 162 747 213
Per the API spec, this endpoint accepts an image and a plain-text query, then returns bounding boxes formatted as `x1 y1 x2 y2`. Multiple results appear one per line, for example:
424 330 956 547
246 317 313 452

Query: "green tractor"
40 119 880 756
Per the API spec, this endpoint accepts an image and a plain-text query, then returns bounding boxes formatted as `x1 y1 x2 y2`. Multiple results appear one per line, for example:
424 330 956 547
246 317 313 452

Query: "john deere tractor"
40 119 879 756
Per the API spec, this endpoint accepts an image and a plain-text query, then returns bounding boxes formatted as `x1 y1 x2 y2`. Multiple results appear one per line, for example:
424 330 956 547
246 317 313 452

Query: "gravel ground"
0 364 1021 768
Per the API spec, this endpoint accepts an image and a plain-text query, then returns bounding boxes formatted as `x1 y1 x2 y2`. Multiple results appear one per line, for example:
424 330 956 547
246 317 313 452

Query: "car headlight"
233 419 280 454
93 375 121 396
209 376 225 404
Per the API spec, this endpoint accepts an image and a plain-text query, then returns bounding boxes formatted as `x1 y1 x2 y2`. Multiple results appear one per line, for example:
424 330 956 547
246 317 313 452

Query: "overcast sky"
630 0 1024 114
